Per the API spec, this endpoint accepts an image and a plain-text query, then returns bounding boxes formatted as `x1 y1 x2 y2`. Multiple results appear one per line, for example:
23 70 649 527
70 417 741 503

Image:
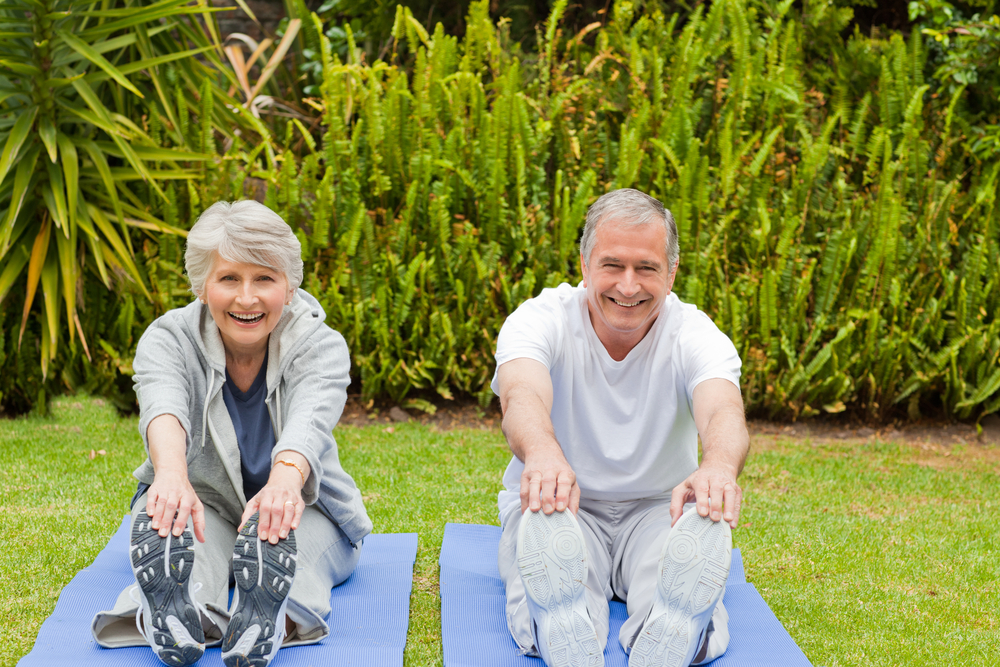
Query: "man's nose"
618 269 640 297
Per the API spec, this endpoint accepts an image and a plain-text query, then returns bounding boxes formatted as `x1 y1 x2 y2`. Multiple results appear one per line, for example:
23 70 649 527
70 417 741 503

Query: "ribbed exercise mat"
439 523 812 667
19 515 418 667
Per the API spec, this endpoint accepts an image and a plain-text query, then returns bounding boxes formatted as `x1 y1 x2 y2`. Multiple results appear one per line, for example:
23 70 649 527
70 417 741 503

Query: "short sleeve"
490 289 567 395
679 311 742 402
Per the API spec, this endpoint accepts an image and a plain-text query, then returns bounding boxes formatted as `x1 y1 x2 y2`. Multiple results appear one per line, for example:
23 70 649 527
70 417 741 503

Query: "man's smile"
610 297 644 308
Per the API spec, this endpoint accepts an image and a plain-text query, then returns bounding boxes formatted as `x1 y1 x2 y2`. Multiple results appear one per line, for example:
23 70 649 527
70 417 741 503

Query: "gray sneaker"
629 507 731 667
130 509 206 667
517 509 603 667
222 511 297 667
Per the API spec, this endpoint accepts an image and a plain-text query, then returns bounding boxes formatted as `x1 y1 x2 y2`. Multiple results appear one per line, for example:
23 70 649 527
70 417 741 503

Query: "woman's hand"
146 414 206 542
146 468 206 543
241 451 310 544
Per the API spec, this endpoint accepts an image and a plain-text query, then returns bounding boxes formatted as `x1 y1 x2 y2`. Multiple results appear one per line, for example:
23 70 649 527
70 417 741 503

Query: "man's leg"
611 501 730 666
498 507 612 664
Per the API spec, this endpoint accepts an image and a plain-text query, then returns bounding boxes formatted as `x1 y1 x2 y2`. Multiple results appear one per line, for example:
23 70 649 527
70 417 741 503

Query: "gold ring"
284 500 295 506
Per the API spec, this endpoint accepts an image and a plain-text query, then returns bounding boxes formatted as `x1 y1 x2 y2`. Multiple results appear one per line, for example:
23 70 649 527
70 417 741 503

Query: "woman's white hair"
185 200 303 296
580 189 679 268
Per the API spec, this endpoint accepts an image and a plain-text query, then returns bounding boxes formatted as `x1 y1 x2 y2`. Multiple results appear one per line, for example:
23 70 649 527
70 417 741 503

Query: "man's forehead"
593 220 668 258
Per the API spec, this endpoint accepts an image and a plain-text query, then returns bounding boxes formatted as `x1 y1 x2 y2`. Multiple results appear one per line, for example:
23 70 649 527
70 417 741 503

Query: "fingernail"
556 502 565 511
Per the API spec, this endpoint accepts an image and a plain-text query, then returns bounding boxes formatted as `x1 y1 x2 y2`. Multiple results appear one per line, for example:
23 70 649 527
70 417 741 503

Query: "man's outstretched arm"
497 358 580 515
669 378 749 529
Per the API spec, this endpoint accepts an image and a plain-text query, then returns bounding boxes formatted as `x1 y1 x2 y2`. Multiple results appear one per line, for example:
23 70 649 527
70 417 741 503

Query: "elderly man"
492 188 748 667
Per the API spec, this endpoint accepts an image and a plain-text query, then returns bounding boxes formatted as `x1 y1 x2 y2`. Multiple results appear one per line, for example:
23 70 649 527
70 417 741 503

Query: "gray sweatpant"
498 495 729 663
91 494 360 648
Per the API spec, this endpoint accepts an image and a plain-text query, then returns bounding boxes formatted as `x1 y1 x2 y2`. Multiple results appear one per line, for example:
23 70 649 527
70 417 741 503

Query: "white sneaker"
130 509 206 666
517 509 603 667
629 507 731 667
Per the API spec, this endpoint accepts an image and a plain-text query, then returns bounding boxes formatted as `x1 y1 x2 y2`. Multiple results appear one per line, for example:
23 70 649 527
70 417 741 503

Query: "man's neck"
588 311 657 361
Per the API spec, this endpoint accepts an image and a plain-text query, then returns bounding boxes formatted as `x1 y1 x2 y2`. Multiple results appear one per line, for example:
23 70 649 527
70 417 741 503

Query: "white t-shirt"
491 283 741 521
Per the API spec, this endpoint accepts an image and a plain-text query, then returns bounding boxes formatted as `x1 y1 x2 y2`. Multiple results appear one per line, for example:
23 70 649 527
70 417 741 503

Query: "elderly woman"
91 201 371 667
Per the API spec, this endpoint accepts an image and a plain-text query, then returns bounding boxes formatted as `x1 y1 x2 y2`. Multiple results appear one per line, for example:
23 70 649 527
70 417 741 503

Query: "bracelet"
274 459 306 486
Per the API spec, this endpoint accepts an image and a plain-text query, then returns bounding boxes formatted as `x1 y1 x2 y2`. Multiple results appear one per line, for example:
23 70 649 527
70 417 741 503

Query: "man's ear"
579 253 588 287
666 260 679 293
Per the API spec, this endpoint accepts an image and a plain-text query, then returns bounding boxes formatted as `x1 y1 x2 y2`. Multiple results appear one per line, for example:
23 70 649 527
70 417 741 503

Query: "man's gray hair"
579 189 679 268
185 200 303 296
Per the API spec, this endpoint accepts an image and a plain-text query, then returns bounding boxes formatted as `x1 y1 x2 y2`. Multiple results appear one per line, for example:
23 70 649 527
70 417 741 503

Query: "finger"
520 474 531 514
694 477 711 518
173 496 193 537
725 484 742 528
554 470 573 512
192 498 207 543
268 496 286 544
291 501 304 531
145 490 158 521
539 473 557 514
240 496 260 531
708 479 725 522
149 493 167 531
669 482 688 526
160 495 179 537
569 482 581 515
278 500 296 539
527 473 542 513
257 495 274 540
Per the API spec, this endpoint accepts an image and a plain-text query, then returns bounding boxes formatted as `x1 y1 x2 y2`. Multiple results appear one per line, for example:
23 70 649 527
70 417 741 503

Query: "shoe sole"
222 512 297 667
130 509 205 667
629 511 731 667
517 510 603 667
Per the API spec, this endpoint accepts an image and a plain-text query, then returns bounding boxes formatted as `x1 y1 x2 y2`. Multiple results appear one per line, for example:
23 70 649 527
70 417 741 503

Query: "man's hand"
676 378 750 530
669 463 742 529
521 447 580 515
498 359 580 515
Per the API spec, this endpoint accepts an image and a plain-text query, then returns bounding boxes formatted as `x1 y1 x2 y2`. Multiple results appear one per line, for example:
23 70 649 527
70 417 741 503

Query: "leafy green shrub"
6 0 1000 423
0 0 256 414
168 0 997 421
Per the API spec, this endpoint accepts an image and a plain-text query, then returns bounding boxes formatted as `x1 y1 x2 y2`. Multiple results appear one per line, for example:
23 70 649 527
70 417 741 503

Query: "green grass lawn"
2 397 997 666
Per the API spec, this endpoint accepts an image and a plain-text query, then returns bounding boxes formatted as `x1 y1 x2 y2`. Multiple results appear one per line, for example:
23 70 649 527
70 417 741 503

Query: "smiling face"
201 255 294 358
580 218 677 360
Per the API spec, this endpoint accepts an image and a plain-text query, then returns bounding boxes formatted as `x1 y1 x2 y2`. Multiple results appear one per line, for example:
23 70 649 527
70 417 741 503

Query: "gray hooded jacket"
131 289 372 544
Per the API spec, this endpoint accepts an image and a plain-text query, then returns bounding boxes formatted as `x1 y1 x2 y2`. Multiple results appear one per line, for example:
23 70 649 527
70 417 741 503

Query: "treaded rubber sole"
517 510 603 667
629 510 731 667
130 509 205 667
222 511 297 667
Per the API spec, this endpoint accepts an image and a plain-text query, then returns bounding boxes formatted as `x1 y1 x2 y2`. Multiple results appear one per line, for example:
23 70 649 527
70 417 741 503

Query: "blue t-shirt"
222 350 276 500
130 351 277 509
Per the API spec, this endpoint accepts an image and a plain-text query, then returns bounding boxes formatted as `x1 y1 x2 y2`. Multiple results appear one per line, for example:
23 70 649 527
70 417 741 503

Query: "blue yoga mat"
19 515 417 667
439 523 812 667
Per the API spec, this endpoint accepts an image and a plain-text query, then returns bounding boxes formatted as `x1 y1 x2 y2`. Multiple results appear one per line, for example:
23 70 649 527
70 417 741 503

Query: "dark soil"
341 395 1000 447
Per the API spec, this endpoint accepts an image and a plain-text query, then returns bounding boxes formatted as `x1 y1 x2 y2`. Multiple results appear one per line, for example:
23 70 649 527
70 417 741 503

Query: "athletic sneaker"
517 509 603 667
130 509 206 667
629 507 731 667
222 511 297 667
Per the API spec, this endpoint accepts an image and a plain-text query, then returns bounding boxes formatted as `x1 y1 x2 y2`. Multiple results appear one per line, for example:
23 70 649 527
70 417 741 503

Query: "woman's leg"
280 505 361 645
91 495 236 648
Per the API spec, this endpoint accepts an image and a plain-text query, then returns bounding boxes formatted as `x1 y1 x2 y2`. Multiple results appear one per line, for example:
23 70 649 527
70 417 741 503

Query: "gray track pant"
498 495 730 663
91 494 360 648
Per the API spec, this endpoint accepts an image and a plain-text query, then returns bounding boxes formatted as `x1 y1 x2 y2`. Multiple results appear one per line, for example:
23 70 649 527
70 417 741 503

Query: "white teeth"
229 312 264 322
612 298 641 307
